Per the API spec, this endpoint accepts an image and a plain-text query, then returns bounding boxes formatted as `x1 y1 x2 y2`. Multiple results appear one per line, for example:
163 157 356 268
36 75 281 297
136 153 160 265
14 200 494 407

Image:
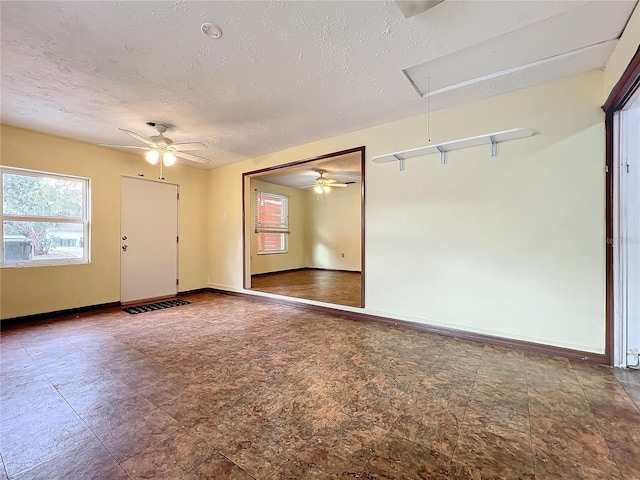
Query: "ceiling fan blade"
175 151 211 164
329 183 348 187
98 144 151 151
324 179 337 184
119 128 155 147
172 142 208 152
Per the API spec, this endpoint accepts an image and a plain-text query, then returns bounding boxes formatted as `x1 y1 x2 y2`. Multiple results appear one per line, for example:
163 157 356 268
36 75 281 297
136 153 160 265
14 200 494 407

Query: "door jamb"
603 46 640 366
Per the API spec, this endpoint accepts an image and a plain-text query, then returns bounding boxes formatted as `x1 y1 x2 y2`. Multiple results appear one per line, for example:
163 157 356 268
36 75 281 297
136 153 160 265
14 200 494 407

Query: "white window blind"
255 191 289 254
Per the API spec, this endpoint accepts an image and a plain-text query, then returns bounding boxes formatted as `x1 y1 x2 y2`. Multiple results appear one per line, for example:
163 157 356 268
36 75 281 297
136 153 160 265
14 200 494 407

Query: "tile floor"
1 292 639 479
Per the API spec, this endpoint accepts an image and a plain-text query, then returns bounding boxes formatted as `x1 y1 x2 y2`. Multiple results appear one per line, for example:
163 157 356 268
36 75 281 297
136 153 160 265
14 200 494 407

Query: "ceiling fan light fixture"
323 186 331 193
145 149 160 165
314 185 324 194
163 151 177 166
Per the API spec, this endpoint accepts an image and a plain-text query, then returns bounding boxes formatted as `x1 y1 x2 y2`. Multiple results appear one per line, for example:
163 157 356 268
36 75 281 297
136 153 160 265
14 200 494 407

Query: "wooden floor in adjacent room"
251 269 362 307
1 292 639 479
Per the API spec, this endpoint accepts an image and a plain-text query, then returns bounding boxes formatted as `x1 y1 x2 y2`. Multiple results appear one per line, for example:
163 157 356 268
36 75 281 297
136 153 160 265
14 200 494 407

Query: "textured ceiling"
252 151 362 189
1 1 637 169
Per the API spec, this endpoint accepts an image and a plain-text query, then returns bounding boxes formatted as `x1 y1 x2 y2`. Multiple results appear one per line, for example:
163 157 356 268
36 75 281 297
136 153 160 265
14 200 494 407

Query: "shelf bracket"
394 154 405 171
371 128 533 167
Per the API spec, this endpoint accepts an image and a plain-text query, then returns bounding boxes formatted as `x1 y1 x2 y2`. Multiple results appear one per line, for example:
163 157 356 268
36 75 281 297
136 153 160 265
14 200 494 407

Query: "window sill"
1 259 90 268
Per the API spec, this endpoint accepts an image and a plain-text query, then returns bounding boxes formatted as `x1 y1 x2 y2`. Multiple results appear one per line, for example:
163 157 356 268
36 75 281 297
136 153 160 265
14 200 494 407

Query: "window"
255 191 289 254
1 167 90 267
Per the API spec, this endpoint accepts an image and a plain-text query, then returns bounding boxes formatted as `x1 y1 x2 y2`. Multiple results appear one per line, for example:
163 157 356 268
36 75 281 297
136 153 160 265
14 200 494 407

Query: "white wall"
366 80 604 353
208 71 606 354
305 187 361 271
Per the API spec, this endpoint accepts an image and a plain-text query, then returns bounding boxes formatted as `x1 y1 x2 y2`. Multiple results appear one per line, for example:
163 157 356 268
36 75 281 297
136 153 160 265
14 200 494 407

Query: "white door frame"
612 92 640 368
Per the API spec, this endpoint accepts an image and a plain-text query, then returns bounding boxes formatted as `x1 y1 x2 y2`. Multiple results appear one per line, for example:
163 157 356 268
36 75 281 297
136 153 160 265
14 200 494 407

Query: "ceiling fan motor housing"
146 121 168 133
149 135 173 146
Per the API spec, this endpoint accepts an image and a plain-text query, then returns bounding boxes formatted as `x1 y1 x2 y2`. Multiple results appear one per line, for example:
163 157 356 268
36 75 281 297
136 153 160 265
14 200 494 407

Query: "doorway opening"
605 49 640 368
242 147 365 308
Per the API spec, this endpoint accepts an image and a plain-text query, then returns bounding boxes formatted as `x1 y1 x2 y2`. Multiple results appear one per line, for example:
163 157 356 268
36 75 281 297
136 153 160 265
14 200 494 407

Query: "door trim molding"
603 45 640 365
242 146 366 308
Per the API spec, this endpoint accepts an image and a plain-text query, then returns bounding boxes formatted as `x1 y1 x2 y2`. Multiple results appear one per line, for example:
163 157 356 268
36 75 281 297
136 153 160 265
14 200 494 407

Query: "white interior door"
121 177 178 303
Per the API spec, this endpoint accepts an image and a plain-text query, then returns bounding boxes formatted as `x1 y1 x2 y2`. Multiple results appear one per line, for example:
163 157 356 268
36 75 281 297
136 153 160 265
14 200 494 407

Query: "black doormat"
122 299 191 315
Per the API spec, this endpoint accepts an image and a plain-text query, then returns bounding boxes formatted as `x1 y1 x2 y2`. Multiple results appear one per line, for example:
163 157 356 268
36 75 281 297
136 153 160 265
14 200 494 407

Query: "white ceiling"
1 1 637 169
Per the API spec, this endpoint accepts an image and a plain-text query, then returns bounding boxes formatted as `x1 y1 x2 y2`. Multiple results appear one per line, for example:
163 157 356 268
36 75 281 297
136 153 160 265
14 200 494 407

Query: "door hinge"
177 236 179 243
606 165 610 173
176 278 179 286
177 192 180 200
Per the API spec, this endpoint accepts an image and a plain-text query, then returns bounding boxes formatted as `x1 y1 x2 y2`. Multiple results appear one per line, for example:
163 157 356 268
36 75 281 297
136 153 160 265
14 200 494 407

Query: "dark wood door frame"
242 146 366 308
603 45 640 365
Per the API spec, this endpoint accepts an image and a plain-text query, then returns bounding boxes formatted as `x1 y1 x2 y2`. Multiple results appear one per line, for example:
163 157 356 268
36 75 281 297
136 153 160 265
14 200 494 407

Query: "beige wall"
604 4 640 99
0 125 208 319
305 187 361 271
208 71 606 353
249 179 306 275
0 70 612 353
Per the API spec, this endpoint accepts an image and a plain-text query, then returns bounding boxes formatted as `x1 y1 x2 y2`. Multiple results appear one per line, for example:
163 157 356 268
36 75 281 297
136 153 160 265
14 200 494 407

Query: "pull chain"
427 76 432 142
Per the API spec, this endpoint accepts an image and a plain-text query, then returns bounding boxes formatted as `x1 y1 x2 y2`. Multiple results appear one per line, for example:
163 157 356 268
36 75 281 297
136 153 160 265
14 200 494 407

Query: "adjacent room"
1 1 639 479
245 148 364 307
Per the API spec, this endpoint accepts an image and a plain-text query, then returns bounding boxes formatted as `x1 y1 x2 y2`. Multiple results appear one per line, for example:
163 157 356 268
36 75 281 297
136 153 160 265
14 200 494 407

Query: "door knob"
122 245 128 251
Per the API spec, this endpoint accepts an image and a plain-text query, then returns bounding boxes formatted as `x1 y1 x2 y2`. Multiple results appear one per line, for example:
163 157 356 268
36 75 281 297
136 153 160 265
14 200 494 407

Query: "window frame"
254 190 289 255
1 166 91 268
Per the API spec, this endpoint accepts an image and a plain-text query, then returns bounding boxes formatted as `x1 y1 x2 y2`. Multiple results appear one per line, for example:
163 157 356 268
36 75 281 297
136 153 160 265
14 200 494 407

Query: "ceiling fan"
302 170 350 194
99 122 211 166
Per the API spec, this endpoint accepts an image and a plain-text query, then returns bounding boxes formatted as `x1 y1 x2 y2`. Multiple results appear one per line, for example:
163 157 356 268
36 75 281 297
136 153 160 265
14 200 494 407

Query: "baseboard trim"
1 301 122 326
1 288 607 365
178 288 213 296
250 267 307 277
207 287 607 365
251 267 361 277
306 267 361 274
